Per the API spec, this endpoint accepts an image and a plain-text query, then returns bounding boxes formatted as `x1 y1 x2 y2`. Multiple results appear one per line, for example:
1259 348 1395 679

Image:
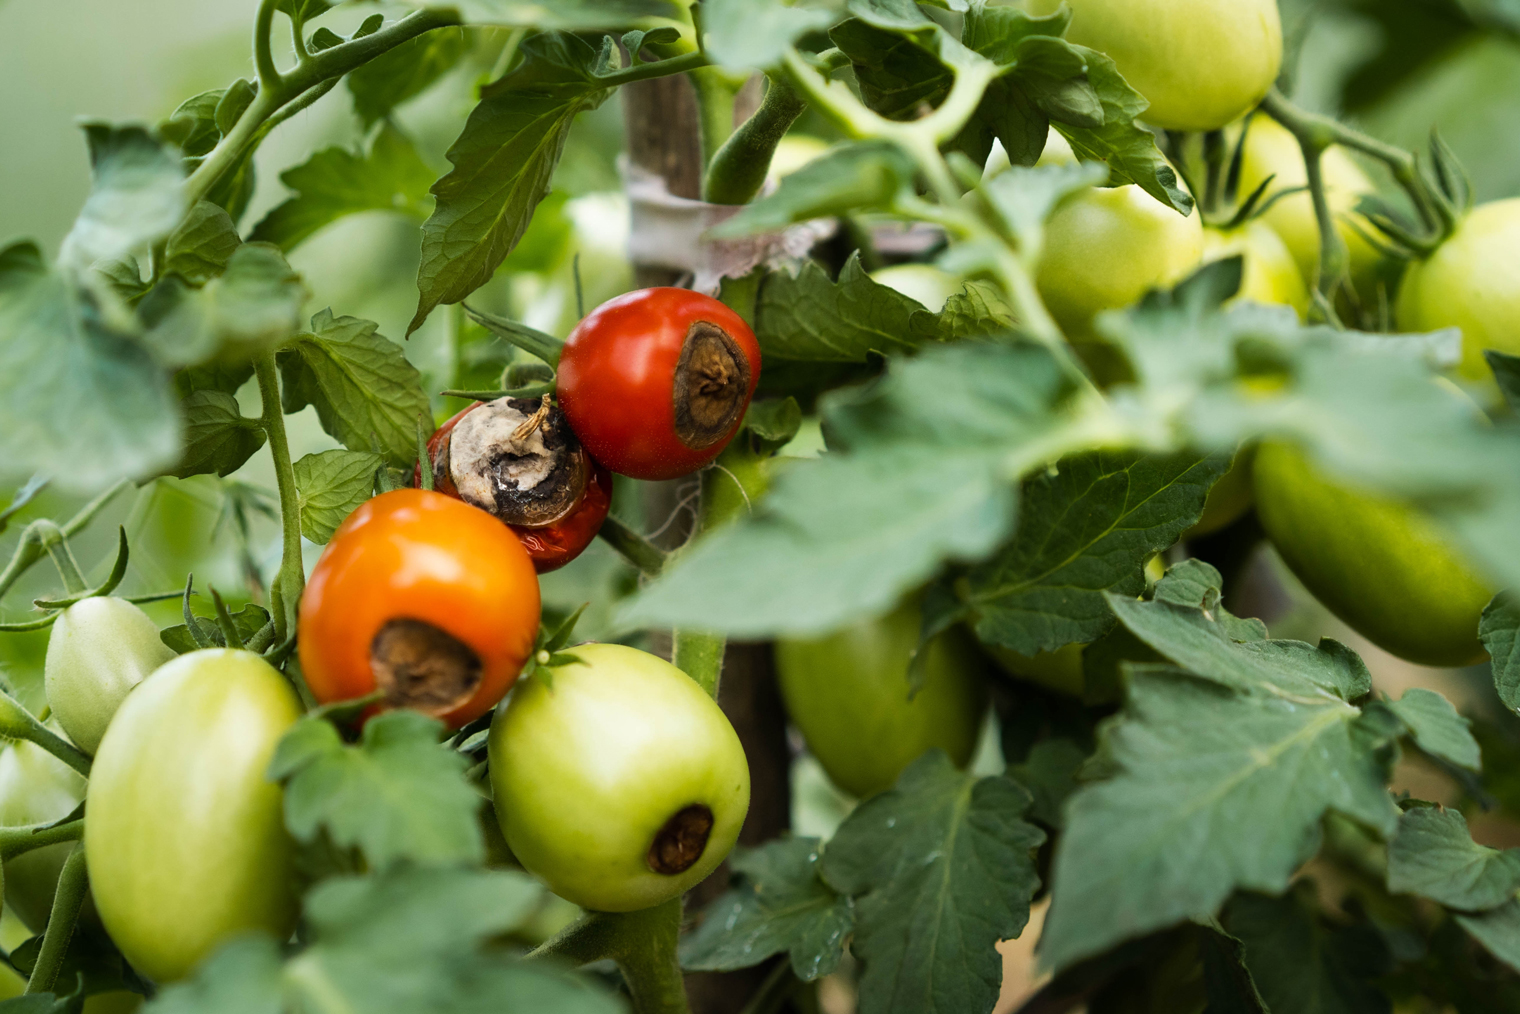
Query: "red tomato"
297 489 541 728
556 288 762 481
420 397 612 573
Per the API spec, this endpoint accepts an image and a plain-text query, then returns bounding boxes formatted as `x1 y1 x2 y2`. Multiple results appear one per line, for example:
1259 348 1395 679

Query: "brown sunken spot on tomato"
435 396 590 527
672 321 752 450
646 803 715 875
369 618 483 716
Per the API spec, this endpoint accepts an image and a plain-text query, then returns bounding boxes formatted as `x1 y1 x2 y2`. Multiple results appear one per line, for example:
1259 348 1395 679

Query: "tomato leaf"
1380 687 1481 771
137 244 308 368
820 753 1045 1014
620 341 1098 638
681 837 854 981
753 254 940 362
346 28 470 127
0 242 179 492
269 709 485 869
58 123 185 273
1006 737 1087 829
1387 805 1520 911
1485 349 1520 414
700 0 840 72
277 309 430 467
1482 592 1520 716
934 280 1016 341
292 449 384 544
251 124 437 252
408 32 612 335
962 450 1229 657
166 390 267 480
161 202 242 284
1456 900 1520 976
160 602 270 654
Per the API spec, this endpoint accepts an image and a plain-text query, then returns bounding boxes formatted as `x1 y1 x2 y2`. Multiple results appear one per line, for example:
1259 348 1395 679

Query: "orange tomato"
297 489 541 728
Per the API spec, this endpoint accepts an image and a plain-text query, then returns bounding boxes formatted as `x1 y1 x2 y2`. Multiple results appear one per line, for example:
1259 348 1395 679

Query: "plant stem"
530 901 691 1014
25 843 87 995
0 820 84 862
738 962 796 1014
30 521 87 598
254 0 284 93
690 67 740 169
597 516 667 577
0 690 90 776
255 356 304 644
596 49 709 90
673 632 725 697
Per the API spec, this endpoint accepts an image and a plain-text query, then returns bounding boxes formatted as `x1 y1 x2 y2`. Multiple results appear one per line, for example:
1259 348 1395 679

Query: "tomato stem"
597 516 667 578
255 356 305 647
23 842 87 996
529 899 692 1014
0 818 83 863
0 690 91 776
673 631 725 697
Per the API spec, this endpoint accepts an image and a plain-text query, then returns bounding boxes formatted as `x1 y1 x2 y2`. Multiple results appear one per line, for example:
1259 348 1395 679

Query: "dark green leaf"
0 994 84 1014
1223 889 1393 1014
1482 592 1520 716
1387 806 1520 911
934 280 1016 341
700 0 840 72
167 390 267 480
1010 36 1102 127
161 202 242 283
1383 687 1480 771
138 244 307 367
1457 899 1520 975
831 18 950 121
744 397 803 453
276 0 335 22
963 450 1228 656
268 710 485 869
710 141 917 238
293 449 383 543
753 253 939 362
160 603 270 654
1007 737 1087 828
681 837 853 981
961 2 1070 69
214 80 256 137
277 309 431 466
175 360 255 398
251 124 436 251
0 242 178 491
347 27 470 126
1198 921 1270 1014
1484 350 1520 414
59 123 185 271
620 342 1089 638
409 32 611 334
821 754 1045 1014
160 89 225 158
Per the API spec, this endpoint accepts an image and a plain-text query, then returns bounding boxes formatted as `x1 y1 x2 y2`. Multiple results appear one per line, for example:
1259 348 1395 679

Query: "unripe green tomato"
1397 198 1520 381
0 737 86 931
1037 185 1205 340
986 642 1086 698
1253 441 1492 667
45 597 176 755
1029 0 1281 132
870 264 962 313
1185 444 1257 540
1203 221 1309 318
86 649 301 983
775 599 989 799
1237 116 1381 297
489 643 750 913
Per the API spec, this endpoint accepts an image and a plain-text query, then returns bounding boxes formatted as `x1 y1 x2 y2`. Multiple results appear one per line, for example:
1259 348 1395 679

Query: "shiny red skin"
419 402 613 573
556 288 762 481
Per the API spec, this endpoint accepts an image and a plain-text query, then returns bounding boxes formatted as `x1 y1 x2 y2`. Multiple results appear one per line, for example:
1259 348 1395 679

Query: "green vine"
254 355 304 646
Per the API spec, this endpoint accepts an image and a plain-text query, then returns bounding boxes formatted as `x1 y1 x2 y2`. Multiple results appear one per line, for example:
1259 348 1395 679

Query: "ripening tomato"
557 288 762 481
44 596 176 754
1030 0 1283 133
1254 441 1492 667
1203 221 1310 318
775 598 989 799
86 649 300 983
1396 198 1520 381
299 489 540 729
421 397 612 573
1038 185 1205 343
0 736 85 931
489 643 750 912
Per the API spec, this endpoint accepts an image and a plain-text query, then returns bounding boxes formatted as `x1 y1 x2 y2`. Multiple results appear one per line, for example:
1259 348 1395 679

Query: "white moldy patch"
449 400 554 507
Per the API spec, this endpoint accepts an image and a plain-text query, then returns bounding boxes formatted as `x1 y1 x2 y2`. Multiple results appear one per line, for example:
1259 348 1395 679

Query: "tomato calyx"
369 618 483 715
647 803 714 875
672 321 753 450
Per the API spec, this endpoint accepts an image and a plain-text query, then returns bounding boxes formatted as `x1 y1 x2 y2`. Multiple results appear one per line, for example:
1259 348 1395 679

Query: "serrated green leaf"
138 244 307 367
934 280 1016 340
701 0 841 72
831 17 951 121
277 309 430 466
409 32 610 334
963 450 1228 657
1223 889 1392 1014
681 837 853 981
394 0 680 28
1040 665 1400 971
1384 688 1480 771
160 89 225 158
167 390 267 480
293 449 383 543
1387 806 1520 911
821 753 1044 1014
1482 593 1520 716
59 123 185 271
1007 737 1086 828
161 202 242 283
0 242 178 491
710 141 917 238
1457 899 1520 975
962 2 1070 68
347 27 470 127
620 342 1089 638
269 710 485 869
214 80 256 137
753 253 939 362
160 603 270 655
251 124 436 251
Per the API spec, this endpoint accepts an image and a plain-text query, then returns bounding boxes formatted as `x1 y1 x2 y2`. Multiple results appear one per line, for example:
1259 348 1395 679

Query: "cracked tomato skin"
423 401 613 573
298 489 541 728
556 288 761 481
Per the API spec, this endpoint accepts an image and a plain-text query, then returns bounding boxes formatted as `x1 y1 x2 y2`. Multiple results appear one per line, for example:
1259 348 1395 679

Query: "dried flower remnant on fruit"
436 397 590 527
370 617 483 715
672 321 751 449
647 803 714 875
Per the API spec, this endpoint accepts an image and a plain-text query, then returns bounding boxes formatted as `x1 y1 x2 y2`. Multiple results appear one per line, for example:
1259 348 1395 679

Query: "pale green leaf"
293 449 382 543
347 28 471 126
138 244 307 367
1387 806 1520 911
60 123 185 271
1385 688 1481 771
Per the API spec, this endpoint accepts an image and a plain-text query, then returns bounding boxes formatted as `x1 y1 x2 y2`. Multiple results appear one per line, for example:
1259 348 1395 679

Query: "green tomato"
775 598 989 799
1203 220 1309 318
1029 0 1282 132
985 642 1086 698
1185 444 1257 540
1397 198 1520 381
1238 116 1381 297
0 736 85 931
45 597 176 755
489 643 750 913
1037 185 1204 341
869 264 963 313
1254 441 1492 667
86 649 300 983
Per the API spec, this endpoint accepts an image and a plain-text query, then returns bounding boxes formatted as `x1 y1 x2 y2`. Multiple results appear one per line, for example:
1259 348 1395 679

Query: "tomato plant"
3 1 1520 1011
